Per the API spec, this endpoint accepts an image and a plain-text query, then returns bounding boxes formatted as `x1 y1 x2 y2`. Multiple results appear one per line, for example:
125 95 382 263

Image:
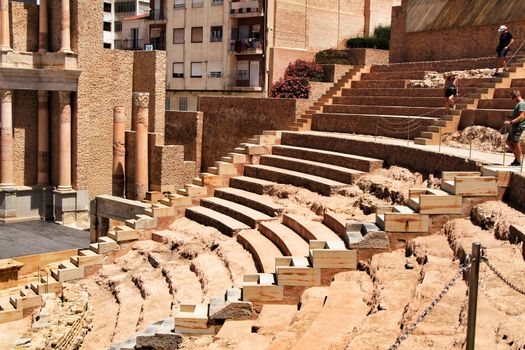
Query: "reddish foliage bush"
270 75 310 99
270 59 323 99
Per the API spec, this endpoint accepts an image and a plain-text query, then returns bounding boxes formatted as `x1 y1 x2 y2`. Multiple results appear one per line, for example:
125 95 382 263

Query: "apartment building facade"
103 0 152 49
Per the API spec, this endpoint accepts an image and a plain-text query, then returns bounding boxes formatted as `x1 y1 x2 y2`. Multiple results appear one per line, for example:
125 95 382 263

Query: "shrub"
270 75 310 99
315 48 353 65
346 25 391 50
284 59 324 82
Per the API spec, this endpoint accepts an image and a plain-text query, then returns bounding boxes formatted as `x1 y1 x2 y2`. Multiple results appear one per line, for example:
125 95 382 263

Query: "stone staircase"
289 65 370 131
0 226 141 324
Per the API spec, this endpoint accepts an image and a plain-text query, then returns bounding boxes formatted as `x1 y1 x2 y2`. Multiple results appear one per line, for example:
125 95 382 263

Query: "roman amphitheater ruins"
1 0 525 349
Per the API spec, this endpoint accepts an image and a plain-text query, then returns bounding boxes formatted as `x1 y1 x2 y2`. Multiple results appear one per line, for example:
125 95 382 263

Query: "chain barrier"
387 263 470 350
481 255 525 296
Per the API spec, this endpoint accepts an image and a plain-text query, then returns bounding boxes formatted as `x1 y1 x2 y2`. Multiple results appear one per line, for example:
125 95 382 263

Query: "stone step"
360 70 429 81
275 257 321 287
108 225 139 242
31 275 61 295
494 86 525 98
125 214 156 230
51 261 85 282
177 184 207 197
352 79 408 89
313 113 437 139
162 194 192 207
323 104 456 117
342 87 444 97
212 161 238 176
459 77 501 87
258 221 309 257
282 214 341 242
369 57 501 73
199 197 276 228
375 211 429 233
260 154 363 184
10 288 42 309
89 236 119 254
70 249 104 267
237 143 270 155
322 212 347 239
192 177 204 186
174 304 214 334
271 145 383 173
332 95 473 108
229 176 275 195
214 187 284 217
228 152 250 164
244 164 347 196
185 206 250 236
441 176 498 196
407 191 462 214
0 298 23 323
477 98 517 109
236 229 283 273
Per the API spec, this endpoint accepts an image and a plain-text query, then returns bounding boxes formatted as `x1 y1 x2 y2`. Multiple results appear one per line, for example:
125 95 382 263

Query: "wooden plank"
455 176 497 196
175 304 210 332
442 171 480 181
418 194 462 214
383 213 429 233
481 166 515 187
409 188 427 198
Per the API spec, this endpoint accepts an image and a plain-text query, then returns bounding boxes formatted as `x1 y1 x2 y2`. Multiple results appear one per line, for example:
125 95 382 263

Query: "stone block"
208 297 253 320
135 332 183 349
0 190 17 218
76 190 89 211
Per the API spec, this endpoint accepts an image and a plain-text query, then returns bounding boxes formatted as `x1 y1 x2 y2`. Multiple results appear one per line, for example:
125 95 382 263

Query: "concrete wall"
390 0 525 63
199 96 297 169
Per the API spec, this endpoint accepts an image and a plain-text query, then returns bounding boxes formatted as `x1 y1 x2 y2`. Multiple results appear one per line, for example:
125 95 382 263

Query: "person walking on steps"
444 74 458 113
494 25 514 76
505 90 525 166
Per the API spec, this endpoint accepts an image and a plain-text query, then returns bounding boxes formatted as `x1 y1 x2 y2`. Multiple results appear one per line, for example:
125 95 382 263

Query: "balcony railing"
114 39 144 50
149 9 166 20
148 37 166 50
230 38 263 54
230 0 262 16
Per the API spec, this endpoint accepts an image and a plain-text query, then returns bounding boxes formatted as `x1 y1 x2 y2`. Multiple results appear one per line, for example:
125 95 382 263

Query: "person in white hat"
494 25 514 76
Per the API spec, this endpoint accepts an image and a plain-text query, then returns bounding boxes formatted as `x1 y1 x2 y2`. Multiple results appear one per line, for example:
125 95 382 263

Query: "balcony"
230 0 263 17
114 39 144 50
148 9 167 21
230 38 263 55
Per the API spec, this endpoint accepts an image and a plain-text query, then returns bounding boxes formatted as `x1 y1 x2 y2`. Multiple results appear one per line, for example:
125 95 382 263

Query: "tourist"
494 25 514 76
504 90 525 166
444 74 458 113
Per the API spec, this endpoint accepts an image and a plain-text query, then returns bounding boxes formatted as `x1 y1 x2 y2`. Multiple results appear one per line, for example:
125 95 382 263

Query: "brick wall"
390 0 525 63
13 90 38 186
200 96 298 169
11 1 38 52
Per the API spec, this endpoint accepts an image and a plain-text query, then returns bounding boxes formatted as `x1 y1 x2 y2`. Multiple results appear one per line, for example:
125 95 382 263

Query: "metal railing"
114 39 144 50
148 9 166 20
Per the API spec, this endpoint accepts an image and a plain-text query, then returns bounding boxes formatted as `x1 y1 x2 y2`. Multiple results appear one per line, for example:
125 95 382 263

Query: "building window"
210 26 223 42
103 2 112 12
191 27 203 43
103 43 112 49
211 0 223 5
237 61 249 80
166 97 171 111
115 1 136 12
191 62 203 77
173 28 184 44
208 62 222 78
115 21 122 32
179 97 188 111
174 0 185 8
103 22 112 32
192 0 204 7
173 62 184 78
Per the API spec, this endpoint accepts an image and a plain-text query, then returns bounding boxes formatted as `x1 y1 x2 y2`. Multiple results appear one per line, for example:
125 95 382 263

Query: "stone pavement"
0 221 89 259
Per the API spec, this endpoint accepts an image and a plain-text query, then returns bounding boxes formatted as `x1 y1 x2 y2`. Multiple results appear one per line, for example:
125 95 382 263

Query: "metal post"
439 126 442 152
503 125 508 166
466 242 481 350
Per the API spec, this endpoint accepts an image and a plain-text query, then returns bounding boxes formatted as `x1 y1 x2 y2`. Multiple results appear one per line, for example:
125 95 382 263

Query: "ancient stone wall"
509 173 525 210
390 0 525 63
165 111 203 168
199 97 297 169
10 1 38 52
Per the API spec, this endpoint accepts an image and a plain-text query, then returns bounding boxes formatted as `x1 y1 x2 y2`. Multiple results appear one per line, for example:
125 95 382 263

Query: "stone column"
112 105 126 197
133 92 149 201
37 91 49 185
57 91 72 191
0 0 10 51
38 0 48 52
0 90 14 189
60 0 72 53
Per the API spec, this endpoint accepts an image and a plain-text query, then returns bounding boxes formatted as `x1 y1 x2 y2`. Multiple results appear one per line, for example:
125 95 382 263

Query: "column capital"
37 90 49 102
58 91 71 104
133 92 150 108
0 90 12 103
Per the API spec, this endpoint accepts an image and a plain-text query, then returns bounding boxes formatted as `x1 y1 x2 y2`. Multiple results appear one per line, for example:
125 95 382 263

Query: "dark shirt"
498 32 513 50
512 100 525 129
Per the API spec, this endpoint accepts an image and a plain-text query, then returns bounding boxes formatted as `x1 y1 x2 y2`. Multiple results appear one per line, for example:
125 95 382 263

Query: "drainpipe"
263 0 269 96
